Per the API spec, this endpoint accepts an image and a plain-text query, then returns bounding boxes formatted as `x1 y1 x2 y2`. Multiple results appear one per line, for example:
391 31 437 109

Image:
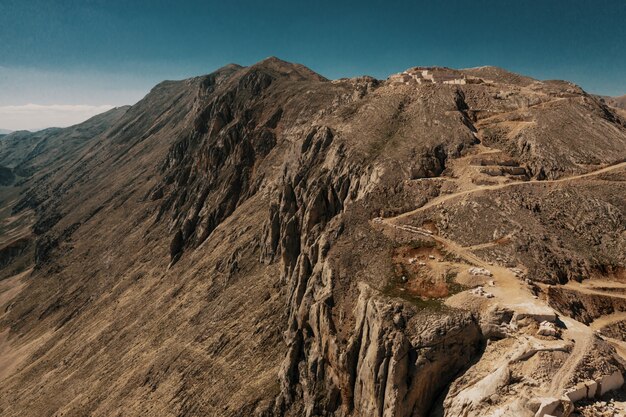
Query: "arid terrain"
0 58 625 417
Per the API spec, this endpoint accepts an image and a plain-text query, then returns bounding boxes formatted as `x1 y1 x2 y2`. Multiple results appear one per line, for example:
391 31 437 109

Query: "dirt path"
548 316 594 395
472 96 567 126
381 216 598 397
584 303 626 360
385 220 549 309
588 311 626 362
462 233 514 251
393 161 626 221
590 311 626 331
562 280 626 301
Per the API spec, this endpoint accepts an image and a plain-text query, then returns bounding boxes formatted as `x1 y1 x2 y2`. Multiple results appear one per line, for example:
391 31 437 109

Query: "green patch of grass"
381 282 446 311
380 265 466 311
382 268 447 311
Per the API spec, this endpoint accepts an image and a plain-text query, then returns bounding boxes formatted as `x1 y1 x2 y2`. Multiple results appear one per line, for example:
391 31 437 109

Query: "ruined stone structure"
388 67 483 86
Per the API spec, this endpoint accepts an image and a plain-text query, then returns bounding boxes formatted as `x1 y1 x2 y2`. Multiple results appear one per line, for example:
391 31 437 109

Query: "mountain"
601 94 626 109
0 129 12 135
603 94 626 120
597 94 626 120
0 58 625 417
0 107 128 173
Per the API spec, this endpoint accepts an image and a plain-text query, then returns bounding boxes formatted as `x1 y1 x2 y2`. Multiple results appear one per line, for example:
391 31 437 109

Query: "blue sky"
1 0 625 130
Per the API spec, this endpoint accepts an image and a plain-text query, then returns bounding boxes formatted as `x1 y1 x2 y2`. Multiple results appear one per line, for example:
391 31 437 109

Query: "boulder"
480 306 514 340
533 397 561 417
585 380 598 398
514 306 557 324
537 321 557 337
598 370 624 395
565 382 589 402
469 267 493 276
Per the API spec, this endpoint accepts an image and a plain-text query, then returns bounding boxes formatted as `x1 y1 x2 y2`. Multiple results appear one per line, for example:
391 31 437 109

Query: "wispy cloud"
0 103 114 131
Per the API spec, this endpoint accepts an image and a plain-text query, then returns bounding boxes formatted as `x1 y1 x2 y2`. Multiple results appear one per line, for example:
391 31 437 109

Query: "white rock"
537 321 557 337
514 306 557 323
469 267 493 276
565 382 589 402
511 268 525 277
598 370 624 395
471 287 485 296
584 380 598 398
534 397 561 417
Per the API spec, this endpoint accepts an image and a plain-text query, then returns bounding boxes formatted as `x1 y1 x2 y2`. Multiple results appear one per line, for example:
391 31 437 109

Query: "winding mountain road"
393 160 626 221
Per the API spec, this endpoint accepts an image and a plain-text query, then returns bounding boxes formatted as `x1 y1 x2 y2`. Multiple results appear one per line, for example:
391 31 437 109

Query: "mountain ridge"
0 58 625 417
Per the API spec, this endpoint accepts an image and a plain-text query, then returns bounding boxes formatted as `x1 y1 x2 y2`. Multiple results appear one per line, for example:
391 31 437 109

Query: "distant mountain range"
596 94 626 117
0 129 13 135
602 94 626 110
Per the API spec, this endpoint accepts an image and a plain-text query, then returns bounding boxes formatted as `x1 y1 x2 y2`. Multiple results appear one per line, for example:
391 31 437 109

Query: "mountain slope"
0 107 130 281
601 94 626 109
600 94 626 121
0 107 129 180
0 59 625 417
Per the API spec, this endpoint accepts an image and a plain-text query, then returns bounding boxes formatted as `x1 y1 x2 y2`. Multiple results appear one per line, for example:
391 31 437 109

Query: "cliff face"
0 58 625 417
